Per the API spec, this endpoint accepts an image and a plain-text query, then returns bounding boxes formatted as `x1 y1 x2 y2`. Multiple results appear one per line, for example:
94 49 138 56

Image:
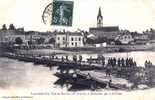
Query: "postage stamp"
52 0 74 26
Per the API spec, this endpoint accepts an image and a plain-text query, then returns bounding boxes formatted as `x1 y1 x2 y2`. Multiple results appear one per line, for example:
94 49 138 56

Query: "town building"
132 33 149 44
0 26 56 47
0 29 26 45
89 7 120 40
90 26 120 40
55 32 84 48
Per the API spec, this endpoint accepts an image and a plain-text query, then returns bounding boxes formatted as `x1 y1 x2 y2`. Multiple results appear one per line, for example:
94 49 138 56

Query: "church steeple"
97 7 103 27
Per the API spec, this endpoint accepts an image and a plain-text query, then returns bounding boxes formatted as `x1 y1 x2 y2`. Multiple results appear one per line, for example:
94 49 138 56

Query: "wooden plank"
77 70 132 89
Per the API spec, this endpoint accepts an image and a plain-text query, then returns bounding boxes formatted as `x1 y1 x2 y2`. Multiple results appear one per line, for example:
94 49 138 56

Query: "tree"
48 38 55 44
2 24 7 30
9 24 16 30
28 41 33 45
36 37 45 44
15 37 23 45
115 40 122 45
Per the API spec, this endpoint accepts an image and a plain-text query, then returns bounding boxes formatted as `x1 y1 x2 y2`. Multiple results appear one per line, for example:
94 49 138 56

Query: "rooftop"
55 32 83 36
90 26 119 32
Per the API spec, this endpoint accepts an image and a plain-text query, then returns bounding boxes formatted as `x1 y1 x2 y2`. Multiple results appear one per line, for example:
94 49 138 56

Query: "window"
75 42 77 47
57 37 60 40
79 37 81 41
128 36 131 39
63 41 66 45
75 37 77 41
71 37 74 41
63 37 65 41
72 42 74 46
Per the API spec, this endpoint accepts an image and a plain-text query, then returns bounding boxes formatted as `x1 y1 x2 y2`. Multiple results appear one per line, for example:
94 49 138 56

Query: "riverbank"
60 44 155 53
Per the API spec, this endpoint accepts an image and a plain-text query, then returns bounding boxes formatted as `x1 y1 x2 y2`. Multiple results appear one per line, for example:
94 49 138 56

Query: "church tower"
97 7 103 28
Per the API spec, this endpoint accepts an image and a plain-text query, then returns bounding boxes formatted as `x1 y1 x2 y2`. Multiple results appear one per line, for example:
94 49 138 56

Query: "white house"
95 42 107 47
55 32 84 48
55 33 66 47
116 34 134 44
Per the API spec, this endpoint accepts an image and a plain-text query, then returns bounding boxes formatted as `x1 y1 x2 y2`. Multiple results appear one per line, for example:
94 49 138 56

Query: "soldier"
148 60 152 67
108 58 111 66
97 55 99 63
133 61 137 67
121 58 125 67
126 58 129 67
101 56 105 66
66 55 69 61
106 68 111 77
145 60 148 68
52 55 55 59
61 56 64 62
117 58 121 67
113 57 116 67
73 55 77 63
79 55 83 63
89 56 92 65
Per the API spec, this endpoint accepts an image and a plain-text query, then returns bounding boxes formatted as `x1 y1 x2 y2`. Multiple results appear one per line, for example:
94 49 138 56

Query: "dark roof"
89 26 119 32
55 32 83 36
68 32 83 36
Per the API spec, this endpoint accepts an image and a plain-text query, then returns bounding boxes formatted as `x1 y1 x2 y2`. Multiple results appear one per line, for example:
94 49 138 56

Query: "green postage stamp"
52 0 74 26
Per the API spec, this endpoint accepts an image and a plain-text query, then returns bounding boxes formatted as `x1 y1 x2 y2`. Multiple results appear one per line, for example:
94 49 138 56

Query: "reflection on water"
0 51 155 90
0 58 57 90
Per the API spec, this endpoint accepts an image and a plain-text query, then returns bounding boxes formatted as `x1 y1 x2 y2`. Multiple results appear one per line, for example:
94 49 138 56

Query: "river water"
0 58 58 90
0 51 155 90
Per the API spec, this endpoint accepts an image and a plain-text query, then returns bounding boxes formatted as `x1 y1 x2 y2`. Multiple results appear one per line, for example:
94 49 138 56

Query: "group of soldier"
88 55 137 68
60 55 83 63
108 57 137 67
145 60 153 68
59 55 137 68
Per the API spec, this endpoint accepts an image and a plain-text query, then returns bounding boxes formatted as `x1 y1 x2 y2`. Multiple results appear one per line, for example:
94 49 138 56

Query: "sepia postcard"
0 0 155 100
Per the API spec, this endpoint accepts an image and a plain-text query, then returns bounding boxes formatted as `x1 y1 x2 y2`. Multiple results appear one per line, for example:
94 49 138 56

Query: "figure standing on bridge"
66 55 69 61
79 55 83 63
88 56 92 65
106 68 111 77
61 56 64 62
117 58 121 67
101 55 105 66
73 55 77 63
121 58 125 67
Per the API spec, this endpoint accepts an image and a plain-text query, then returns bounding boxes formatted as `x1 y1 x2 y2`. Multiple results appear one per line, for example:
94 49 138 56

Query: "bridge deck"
77 70 133 89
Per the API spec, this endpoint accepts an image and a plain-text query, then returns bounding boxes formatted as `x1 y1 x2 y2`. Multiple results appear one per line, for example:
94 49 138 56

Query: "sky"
0 0 155 32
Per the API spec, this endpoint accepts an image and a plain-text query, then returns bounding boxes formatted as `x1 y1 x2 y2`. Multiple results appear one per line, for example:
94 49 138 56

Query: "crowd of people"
107 57 137 67
54 55 137 67
53 55 152 69
145 60 153 68
87 55 137 68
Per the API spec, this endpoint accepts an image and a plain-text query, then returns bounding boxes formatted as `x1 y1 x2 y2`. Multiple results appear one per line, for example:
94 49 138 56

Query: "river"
0 57 58 90
0 51 155 90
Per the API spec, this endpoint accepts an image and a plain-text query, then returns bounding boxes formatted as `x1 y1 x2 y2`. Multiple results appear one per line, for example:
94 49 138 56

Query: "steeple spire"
97 7 103 27
98 7 102 19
